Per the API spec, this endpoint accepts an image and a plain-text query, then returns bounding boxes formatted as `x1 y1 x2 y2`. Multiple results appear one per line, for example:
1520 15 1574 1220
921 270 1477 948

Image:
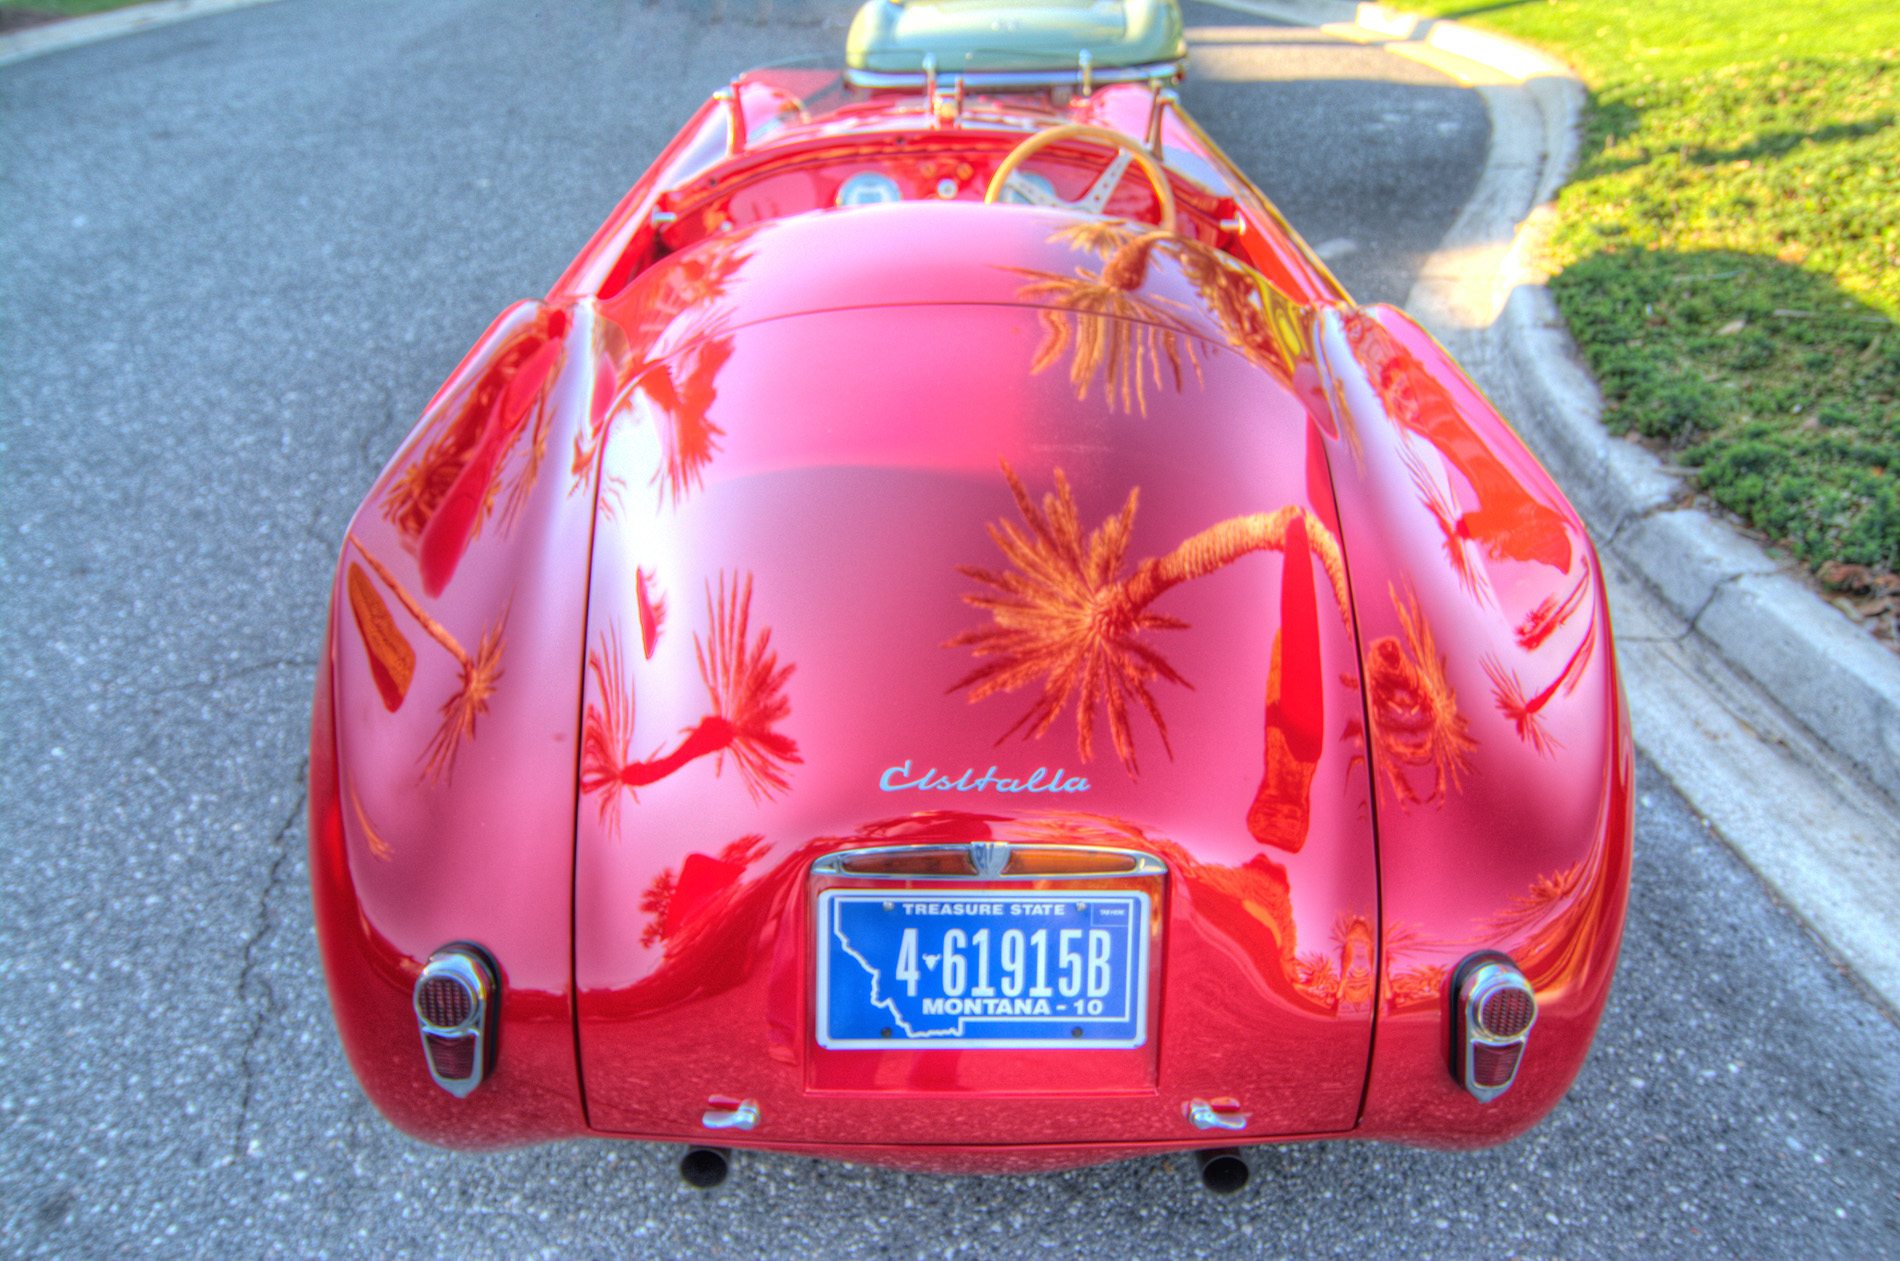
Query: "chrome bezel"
701 1099 761 1131
1187 1100 1250 1132
809 842 1166 880
1452 953 1536 1104
415 944 495 1098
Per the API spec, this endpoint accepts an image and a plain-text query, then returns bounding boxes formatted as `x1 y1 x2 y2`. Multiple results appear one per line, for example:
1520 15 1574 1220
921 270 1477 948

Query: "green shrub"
1407 0 1900 576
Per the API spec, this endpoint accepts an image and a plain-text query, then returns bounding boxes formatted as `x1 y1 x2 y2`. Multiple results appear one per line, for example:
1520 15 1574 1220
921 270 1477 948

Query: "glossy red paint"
313 300 606 1146
1310 304 1632 1144
311 60 1629 1170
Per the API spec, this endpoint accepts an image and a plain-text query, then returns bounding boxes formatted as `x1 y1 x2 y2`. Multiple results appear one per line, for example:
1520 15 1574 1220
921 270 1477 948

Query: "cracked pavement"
232 785 308 1163
2 0 1897 1257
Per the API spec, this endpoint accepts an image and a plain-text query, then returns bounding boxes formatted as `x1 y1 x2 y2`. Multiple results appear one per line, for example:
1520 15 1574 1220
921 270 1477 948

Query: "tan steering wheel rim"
983 123 1179 235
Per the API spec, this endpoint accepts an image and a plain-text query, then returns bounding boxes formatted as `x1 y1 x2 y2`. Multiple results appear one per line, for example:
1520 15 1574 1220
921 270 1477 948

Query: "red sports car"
309 0 1630 1189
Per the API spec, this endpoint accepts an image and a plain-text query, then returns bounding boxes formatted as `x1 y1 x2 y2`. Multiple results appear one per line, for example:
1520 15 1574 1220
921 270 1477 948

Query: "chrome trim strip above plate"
810 842 1167 881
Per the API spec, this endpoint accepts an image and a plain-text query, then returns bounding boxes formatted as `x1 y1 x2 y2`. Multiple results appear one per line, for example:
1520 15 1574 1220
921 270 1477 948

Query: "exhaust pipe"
680 1146 730 1189
1195 1148 1249 1194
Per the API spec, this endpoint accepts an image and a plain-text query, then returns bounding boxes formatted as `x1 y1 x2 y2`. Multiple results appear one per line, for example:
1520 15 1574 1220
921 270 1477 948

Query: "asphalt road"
2 1 1897 1257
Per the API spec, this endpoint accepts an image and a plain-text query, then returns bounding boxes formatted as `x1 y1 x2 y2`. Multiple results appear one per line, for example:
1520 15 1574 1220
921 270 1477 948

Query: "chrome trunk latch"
701 1098 760 1131
968 841 1012 878
1187 1099 1250 1132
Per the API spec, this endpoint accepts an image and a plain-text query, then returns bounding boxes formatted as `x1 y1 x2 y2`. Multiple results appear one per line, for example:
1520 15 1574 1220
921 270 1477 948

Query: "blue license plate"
816 890 1151 1049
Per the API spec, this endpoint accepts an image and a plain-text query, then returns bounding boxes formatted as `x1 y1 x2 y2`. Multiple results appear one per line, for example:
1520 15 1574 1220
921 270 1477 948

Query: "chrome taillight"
414 945 496 1098
1452 953 1537 1103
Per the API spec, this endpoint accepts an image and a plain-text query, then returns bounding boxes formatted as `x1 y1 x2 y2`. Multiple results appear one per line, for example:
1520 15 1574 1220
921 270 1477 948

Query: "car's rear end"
310 1 1629 1175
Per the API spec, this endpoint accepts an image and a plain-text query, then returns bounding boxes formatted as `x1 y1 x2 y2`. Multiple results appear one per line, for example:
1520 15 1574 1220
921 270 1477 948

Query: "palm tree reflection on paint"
1007 223 1200 414
1364 581 1476 808
348 536 507 785
580 571 801 825
577 234 754 518
1167 233 1302 375
1292 950 1341 1008
383 308 569 596
1385 960 1450 1011
949 461 1351 777
579 622 637 835
1481 850 1616 991
694 571 801 801
1291 911 1380 1012
1516 571 1591 653
948 462 1186 775
1483 863 1587 943
1381 920 1455 1012
1399 441 1496 607
635 567 667 659
638 834 771 951
569 335 736 518
1010 221 1320 412
616 239 752 350
498 360 558 532
1483 573 1599 756
347 776 394 863
645 336 736 508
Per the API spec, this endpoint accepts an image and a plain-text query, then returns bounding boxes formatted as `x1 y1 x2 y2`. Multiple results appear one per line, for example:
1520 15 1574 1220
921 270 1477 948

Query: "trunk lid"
571 205 1379 1144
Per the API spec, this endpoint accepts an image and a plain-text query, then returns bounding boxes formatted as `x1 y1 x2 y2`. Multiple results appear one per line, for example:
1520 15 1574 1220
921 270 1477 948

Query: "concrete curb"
1205 0 1900 1013
1206 0 1900 807
0 0 285 68
1497 282 1900 809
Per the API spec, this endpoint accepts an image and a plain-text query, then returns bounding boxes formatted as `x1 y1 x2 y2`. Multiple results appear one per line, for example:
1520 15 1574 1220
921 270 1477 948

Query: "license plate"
816 890 1150 1049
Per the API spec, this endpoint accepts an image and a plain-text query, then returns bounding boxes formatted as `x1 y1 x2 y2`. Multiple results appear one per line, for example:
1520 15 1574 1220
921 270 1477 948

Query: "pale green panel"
846 0 1186 74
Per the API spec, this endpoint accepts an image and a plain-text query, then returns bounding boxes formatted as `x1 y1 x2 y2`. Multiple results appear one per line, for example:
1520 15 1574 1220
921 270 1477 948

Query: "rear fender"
313 298 623 1146
1312 304 1632 1144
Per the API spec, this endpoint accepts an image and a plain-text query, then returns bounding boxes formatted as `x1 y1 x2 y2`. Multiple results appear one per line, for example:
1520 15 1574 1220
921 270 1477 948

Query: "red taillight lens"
425 1033 478 1082
416 975 475 1030
1480 987 1536 1039
1471 1039 1525 1088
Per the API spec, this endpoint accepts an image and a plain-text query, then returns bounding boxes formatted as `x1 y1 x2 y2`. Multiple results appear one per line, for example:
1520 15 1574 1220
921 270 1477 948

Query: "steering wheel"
984 124 1179 235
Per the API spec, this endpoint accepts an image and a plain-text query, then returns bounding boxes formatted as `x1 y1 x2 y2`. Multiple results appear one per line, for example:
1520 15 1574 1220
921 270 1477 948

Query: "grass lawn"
0 0 156 17
1408 0 1900 593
